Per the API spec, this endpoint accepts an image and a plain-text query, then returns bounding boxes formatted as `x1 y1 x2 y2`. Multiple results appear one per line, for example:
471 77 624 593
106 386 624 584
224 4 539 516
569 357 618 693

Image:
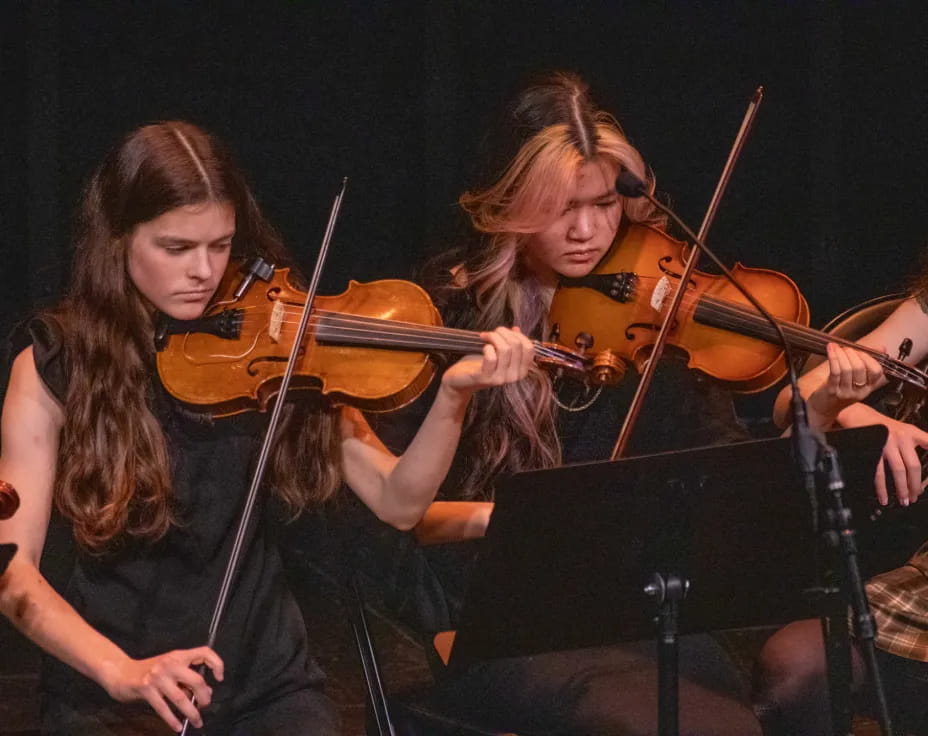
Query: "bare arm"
0 348 222 731
773 298 928 505
774 298 928 427
340 327 533 530
412 501 494 545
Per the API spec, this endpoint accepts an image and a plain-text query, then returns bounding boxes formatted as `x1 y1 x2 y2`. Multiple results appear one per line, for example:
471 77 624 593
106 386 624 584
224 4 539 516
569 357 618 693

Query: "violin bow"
179 179 349 735
610 87 764 460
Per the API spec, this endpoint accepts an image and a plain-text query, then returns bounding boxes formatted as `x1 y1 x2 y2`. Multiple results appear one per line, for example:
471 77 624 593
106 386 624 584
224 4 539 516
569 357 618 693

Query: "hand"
824 342 886 401
873 415 928 507
103 647 224 732
440 326 534 397
807 343 886 424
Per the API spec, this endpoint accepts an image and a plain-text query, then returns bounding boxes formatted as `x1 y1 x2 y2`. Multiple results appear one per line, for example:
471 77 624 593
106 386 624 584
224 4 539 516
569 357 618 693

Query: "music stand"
447 426 889 733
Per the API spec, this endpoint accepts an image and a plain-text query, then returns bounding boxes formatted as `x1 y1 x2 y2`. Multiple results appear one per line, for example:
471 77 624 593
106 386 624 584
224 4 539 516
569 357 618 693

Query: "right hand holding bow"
104 646 224 732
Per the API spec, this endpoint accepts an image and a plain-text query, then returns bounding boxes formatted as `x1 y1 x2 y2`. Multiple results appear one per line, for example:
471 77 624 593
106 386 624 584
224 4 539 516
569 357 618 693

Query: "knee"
752 621 828 725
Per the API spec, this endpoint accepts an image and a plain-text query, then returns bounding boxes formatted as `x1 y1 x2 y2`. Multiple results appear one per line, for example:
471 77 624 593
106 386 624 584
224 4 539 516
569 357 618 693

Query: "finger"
481 342 499 377
516 331 534 376
885 450 910 508
862 352 885 387
832 345 854 393
846 349 868 392
187 646 225 682
486 329 512 381
497 328 526 383
141 686 184 733
173 665 213 708
913 428 928 449
874 460 888 506
898 442 922 506
160 680 203 729
826 343 842 394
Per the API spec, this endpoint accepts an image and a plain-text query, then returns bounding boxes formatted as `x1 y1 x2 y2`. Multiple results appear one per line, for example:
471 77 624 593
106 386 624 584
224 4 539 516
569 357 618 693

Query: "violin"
549 222 928 393
156 262 586 416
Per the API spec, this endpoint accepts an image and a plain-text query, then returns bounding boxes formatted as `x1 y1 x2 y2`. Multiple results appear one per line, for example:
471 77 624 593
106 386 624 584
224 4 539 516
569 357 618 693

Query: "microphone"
0 480 21 520
616 170 820 497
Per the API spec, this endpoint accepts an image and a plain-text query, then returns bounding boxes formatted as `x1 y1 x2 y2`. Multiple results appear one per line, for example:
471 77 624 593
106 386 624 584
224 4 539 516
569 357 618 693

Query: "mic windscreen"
0 481 20 520
615 170 646 198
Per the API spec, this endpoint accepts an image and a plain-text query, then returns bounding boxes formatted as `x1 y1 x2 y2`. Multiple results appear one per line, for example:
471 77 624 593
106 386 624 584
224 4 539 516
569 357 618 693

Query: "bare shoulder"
4 346 65 431
0 348 63 563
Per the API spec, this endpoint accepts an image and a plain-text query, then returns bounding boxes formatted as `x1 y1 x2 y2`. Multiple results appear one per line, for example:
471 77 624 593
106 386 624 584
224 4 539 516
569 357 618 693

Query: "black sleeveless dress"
15 317 335 734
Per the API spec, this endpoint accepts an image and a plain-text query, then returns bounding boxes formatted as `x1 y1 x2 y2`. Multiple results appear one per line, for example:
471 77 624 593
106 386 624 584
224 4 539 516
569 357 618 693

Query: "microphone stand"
616 169 893 735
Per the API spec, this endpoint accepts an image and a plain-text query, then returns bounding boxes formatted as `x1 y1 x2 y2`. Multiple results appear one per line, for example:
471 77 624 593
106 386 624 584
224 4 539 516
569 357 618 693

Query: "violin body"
157 267 441 416
549 222 810 392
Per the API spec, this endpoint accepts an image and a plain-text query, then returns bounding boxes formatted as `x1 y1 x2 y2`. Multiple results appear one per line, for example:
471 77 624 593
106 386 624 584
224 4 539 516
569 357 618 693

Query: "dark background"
2 0 927 417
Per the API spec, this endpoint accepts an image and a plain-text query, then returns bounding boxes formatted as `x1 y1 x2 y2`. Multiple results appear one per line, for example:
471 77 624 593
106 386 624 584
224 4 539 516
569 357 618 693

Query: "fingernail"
903 499 910 507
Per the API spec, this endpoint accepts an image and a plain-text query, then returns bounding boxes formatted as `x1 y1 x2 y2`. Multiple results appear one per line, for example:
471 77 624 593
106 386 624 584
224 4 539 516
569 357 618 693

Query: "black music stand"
447 426 889 735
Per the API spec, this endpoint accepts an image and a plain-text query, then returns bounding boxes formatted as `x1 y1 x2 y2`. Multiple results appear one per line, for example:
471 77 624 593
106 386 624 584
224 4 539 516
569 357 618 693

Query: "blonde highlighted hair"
428 72 663 498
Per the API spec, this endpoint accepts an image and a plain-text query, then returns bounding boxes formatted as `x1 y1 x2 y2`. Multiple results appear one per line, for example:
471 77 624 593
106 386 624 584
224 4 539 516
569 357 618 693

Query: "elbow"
373 500 427 532
0 555 43 634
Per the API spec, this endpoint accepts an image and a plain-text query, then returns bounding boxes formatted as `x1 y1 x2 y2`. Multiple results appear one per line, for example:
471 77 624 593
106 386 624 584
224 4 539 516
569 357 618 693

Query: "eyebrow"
568 190 618 206
155 232 236 247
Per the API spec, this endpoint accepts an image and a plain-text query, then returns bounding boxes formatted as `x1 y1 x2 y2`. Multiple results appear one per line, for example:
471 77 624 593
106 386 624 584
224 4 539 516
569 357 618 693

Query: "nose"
187 246 213 282
568 206 594 241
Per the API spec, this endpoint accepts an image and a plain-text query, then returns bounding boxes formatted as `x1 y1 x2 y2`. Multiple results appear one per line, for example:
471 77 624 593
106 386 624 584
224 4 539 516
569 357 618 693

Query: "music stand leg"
819 445 893 736
645 572 688 736
820 606 853 735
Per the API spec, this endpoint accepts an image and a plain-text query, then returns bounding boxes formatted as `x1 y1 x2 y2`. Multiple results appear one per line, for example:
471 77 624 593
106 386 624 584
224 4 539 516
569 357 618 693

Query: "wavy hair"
428 72 664 498
52 121 341 551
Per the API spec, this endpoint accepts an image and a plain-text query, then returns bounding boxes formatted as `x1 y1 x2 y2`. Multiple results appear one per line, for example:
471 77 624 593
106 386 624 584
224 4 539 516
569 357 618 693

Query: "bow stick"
180 178 348 734
610 87 764 460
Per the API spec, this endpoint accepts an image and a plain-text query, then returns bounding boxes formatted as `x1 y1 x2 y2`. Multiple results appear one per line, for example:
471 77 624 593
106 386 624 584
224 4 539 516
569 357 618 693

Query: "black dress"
354 287 762 735
14 317 338 735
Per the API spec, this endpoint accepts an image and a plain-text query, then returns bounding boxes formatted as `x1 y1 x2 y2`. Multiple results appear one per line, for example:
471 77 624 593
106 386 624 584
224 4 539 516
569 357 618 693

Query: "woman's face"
523 159 622 285
127 201 235 320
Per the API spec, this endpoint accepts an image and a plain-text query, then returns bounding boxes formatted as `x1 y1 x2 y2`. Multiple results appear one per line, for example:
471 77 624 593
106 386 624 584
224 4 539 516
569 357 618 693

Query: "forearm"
0 554 128 693
413 501 494 545
379 383 473 528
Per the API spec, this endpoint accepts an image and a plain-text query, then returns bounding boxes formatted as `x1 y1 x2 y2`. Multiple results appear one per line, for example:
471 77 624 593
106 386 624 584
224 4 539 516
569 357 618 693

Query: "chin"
558 263 597 279
161 303 208 321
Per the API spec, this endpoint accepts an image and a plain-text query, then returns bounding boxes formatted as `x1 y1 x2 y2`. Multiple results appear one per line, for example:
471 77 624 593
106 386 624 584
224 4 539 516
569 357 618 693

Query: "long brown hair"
53 121 341 551
427 72 663 498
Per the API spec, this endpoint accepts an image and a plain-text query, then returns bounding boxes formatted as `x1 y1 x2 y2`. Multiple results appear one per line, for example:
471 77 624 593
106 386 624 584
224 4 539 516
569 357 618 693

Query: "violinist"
753 295 928 733
362 72 761 734
0 121 534 734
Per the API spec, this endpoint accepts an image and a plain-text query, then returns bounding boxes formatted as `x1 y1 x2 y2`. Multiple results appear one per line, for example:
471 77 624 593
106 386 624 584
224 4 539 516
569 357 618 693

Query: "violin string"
692 295 927 385
219 284 927 387
234 309 582 365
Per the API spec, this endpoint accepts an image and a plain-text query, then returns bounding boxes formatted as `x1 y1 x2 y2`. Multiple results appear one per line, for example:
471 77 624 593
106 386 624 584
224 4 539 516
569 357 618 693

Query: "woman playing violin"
0 121 534 734
753 294 928 733
363 72 761 735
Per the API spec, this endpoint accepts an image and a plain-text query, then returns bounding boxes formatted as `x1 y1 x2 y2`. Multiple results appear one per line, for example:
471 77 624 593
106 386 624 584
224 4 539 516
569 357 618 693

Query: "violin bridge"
651 276 671 312
269 300 284 342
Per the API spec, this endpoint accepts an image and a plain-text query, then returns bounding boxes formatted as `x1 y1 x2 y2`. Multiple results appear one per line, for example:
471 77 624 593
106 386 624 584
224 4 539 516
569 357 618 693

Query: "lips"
176 290 212 300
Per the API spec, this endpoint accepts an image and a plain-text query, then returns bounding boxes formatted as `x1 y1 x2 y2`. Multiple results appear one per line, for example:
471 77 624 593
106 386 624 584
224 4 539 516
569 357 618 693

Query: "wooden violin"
156 262 587 416
549 222 928 393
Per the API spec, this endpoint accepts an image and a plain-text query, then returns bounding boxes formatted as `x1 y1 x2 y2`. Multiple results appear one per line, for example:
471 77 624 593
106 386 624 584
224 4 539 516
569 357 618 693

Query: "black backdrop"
2 1 926 419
